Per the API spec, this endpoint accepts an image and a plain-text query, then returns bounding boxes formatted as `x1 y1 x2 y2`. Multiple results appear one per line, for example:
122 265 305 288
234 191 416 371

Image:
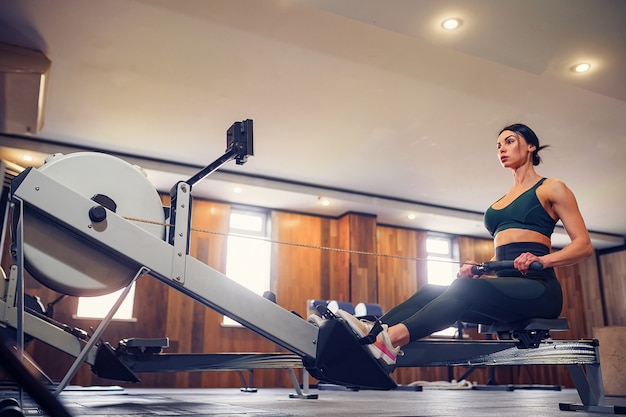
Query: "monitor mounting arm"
167 120 253 253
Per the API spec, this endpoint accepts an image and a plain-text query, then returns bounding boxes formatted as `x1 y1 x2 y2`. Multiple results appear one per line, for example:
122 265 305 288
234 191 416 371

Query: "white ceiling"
0 0 625 249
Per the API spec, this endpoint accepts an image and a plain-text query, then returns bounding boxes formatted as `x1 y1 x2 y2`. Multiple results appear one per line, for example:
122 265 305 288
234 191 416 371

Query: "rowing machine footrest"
304 317 397 390
118 337 169 356
479 318 569 349
92 342 141 383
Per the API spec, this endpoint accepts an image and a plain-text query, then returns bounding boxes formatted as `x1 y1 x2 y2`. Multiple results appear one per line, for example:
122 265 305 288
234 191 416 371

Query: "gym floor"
4 385 626 416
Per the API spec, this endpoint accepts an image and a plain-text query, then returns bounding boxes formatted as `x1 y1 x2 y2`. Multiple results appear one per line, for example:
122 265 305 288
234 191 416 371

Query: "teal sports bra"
484 178 557 238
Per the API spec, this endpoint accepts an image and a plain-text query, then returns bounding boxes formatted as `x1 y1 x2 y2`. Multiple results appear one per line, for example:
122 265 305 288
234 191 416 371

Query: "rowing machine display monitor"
184 119 254 188
227 119 254 165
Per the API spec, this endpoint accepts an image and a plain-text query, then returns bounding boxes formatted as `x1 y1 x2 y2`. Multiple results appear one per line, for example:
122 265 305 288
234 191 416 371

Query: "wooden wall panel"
271 211 344 389
324 217 349 302
376 226 424 313
342 213 378 304
577 254 605 334
599 250 626 326
273 211 324 317
554 255 603 339
332 215 351 303
376 226 442 385
457 236 493 264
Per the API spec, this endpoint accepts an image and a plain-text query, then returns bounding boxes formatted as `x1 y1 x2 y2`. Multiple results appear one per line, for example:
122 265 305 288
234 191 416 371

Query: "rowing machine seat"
478 318 569 349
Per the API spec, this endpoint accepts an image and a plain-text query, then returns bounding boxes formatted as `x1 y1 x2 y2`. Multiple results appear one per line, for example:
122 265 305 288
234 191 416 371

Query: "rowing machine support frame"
7 152 397 390
10 166 319 359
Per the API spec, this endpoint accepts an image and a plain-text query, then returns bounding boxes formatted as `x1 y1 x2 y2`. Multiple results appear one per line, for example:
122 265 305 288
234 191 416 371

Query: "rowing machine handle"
471 261 543 276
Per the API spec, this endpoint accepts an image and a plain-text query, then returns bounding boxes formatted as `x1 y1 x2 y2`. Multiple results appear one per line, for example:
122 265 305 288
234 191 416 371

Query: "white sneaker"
336 309 402 365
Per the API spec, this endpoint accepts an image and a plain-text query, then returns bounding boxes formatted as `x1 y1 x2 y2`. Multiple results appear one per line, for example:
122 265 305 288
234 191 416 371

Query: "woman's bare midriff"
494 228 551 250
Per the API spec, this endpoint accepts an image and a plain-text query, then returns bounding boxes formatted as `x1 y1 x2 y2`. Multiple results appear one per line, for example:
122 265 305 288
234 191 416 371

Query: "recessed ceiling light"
233 186 242 193
572 63 591 73
318 197 330 206
441 18 462 30
22 154 33 162
407 213 416 220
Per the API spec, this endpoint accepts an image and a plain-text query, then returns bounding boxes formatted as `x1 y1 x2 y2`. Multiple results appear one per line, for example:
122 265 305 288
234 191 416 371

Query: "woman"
336 123 593 365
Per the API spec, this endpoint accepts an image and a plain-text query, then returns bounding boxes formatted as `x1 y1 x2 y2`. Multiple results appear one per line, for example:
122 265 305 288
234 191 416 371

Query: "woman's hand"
457 261 480 279
514 252 544 274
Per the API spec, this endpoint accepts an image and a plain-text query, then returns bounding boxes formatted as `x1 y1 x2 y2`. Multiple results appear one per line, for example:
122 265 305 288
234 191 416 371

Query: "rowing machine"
2 120 393 394
1 124 619 412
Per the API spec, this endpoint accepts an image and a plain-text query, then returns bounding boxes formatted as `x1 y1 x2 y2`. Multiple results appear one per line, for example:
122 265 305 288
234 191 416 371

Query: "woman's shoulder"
539 178 575 201
541 177 564 187
541 177 568 189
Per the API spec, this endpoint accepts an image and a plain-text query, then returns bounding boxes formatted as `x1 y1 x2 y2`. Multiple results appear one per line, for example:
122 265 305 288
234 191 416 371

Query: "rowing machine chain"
122 215 462 265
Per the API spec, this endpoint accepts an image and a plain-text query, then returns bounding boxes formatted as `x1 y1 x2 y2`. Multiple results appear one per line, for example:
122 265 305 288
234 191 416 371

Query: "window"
223 208 271 326
76 284 136 320
426 234 459 337
426 234 458 286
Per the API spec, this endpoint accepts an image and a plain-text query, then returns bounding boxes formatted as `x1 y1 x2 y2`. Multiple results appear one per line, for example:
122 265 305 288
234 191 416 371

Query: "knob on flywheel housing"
88 205 107 223
19 152 166 296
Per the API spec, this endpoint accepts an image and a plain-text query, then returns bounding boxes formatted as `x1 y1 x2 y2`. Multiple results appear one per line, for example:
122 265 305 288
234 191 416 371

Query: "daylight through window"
76 284 136 320
426 234 458 286
223 208 271 326
425 234 459 337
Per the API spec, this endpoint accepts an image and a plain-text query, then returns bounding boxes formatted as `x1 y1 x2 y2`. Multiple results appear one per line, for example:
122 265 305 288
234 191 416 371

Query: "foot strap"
359 320 383 345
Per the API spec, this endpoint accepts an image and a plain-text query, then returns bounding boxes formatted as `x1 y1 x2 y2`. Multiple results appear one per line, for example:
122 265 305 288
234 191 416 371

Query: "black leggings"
380 242 563 342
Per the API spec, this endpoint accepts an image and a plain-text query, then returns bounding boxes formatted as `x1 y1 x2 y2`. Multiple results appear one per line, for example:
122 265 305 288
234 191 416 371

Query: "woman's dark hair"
499 123 549 166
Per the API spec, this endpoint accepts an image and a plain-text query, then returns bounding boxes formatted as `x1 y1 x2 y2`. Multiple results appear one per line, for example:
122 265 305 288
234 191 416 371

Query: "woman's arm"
528 179 592 269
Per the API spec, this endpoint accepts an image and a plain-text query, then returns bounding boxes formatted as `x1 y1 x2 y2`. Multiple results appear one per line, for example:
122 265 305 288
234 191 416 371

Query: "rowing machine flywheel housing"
15 152 166 296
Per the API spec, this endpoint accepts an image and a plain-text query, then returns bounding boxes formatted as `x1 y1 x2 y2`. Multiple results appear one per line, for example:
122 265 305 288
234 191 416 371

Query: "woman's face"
496 130 535 168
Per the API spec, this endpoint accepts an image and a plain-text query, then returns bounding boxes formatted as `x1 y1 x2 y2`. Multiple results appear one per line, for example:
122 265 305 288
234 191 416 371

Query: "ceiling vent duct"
0 43 51 135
